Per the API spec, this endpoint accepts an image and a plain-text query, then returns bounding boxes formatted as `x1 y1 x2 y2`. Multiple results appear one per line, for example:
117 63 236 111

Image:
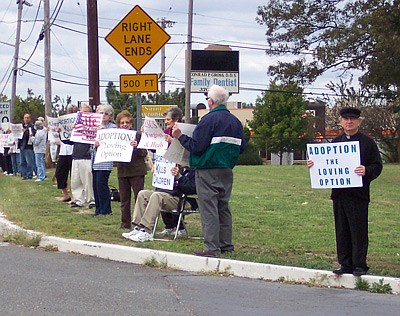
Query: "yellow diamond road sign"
105 5 171 71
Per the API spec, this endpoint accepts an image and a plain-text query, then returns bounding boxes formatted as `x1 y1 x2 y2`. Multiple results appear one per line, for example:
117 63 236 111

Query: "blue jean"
35 153 46 180
11 153 20 175
93 170 112 215
20 148 35 178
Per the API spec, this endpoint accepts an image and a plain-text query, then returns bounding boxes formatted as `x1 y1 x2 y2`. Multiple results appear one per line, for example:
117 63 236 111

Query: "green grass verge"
0 164 399 277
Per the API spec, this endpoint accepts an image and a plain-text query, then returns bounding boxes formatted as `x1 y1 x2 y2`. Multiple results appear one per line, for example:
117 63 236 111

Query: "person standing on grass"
307 107 382 276
172 84 246 257
55 104 78 202
91 104 117 216
20 113 36 180
70 104 95 209
31 120 47 182
115 110 148 228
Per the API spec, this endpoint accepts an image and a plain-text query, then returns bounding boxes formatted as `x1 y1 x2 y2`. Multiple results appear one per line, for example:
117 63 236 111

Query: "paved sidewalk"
1 213 399 294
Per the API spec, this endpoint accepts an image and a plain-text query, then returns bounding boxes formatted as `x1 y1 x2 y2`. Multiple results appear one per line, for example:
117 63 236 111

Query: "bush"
237 141 263 165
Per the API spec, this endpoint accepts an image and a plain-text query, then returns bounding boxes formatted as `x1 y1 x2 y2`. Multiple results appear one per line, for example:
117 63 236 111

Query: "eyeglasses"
98 112 109 115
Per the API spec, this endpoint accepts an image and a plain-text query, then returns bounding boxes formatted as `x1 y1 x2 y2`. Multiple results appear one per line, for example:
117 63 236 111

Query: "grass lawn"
0 164 399 277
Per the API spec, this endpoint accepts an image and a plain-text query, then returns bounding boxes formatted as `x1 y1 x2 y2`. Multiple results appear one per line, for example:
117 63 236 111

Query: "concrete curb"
1 213 399 294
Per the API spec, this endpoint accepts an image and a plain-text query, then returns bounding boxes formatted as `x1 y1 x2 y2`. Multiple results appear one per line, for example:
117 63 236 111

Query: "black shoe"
194 249 218 258
221 248 234 254
70 202 83 208
333 267 353 275
353 267 368 276
89 202 96 209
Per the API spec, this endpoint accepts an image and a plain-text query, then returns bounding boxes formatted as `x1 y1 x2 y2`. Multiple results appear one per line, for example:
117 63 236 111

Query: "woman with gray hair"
31 120 47 182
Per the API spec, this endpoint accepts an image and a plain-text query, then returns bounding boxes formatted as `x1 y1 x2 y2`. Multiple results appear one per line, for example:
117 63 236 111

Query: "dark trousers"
161 212 184 230
333 198 369 270
55 155 72 189
118 175 145 228
93 170 112 215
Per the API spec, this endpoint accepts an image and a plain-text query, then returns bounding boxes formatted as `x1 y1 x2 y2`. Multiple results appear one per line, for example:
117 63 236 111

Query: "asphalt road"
0 243 399 316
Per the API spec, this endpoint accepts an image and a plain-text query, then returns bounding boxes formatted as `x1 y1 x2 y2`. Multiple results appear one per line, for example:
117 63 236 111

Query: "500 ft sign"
119 74 159 93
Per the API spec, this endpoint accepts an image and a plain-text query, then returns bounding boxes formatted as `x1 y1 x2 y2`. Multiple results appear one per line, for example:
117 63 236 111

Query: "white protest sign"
0 102 10 123
0 134 8 154
46 116 60 142
10 123 23 139
152 149 175 190
164 123 196 166
1 122 10 131
137 116 168 150
70 112 103 144
58 113 77 140
307 141 362 189
94 129 136 164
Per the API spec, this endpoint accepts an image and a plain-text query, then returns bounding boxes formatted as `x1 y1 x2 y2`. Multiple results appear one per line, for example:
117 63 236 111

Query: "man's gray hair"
208 85 229 105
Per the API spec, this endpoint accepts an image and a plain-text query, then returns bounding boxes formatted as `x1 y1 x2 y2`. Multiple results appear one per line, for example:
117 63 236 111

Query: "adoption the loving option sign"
94 129 137 164
307 141 362 189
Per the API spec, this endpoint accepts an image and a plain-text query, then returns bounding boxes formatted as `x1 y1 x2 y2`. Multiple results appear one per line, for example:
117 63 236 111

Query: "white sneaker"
121 226 140 240
158 228 174 236
131 229 153 242
176 229 187 238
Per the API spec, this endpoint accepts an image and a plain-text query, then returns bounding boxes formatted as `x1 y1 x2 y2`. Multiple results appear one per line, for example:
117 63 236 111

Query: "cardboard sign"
163 123 196 166
46 116 60 142
137 116 168 150
307 141 362 189
10 123 23 139
152 149 175 190
70 112 103 144
94 129 137 163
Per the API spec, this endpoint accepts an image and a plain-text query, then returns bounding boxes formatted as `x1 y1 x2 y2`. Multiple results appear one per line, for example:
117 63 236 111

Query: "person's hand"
172 123 182 139
57 127 62 133
170 166 179 176
130 140 138 147
355 165 366 176
307 159 314 168
164 134 173 143
94 140 100 148
55 140 61 145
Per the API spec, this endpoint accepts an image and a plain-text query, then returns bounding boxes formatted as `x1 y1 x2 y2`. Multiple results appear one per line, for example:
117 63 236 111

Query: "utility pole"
43 0 52 117
158 18 175 94
86 0 100 111
184 0 193 123
10 1 24 122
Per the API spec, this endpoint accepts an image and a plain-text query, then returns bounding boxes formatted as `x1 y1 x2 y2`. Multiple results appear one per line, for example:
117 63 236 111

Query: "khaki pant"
71 159 94 206
132 190 190 231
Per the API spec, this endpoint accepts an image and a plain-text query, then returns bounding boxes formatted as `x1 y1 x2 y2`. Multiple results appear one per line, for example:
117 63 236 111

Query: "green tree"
256 0 400 97
249 81 311 164
13 89 45 123
257 0 400 162
105 81 139 117
145 88 186 112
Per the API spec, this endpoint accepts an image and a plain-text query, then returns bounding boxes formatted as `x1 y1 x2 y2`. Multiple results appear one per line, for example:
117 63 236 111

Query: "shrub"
237 141 263 165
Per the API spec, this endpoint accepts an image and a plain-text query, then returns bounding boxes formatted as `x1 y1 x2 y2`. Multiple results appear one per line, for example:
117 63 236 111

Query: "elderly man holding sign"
308 107 382 276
